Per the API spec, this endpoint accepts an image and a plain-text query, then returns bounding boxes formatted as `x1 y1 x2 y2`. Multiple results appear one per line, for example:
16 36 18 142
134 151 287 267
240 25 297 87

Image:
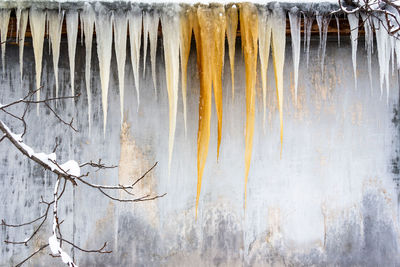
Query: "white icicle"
373 17 390 100
80 13 84 46
390 36 395 75
114 12 128 126
258 7 271 132
316 13 330 74
95 4 113 135
335 15 340 47
161 4 180 175
303 14 313 68
361 13 373 91
66 11 78 98
16 9 28 82
289 8 301 104
82 4 95 135
47 10 64 103
128 6 142 109
148 11 159 97
348 13 359 89
0 9 10 74
30 8 46 113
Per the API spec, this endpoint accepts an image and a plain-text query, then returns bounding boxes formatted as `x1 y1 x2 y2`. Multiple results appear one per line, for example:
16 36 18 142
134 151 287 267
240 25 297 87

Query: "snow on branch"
0 89 165 266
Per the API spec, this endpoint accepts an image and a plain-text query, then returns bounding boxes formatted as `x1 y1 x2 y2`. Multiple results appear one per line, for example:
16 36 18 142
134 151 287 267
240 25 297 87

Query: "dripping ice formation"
113 11 128 126
29 8 46 112
0 10 10 74
82 4 95 135
128 6 142 109
258 7 271 132
47 10 64 102
348 13 359 89
161 4 180 176
66 11 78 98
1 3 399 219
95 5 113 135
289 8 300 104
16 8 28 81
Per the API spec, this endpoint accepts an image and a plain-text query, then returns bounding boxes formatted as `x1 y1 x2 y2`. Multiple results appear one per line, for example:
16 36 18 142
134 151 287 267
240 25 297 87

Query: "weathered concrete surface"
0 34 399 266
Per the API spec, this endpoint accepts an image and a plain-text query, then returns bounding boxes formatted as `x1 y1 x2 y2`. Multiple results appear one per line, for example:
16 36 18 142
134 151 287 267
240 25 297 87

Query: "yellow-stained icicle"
179 6 194 137
240 3 258 210
194 6 213 218
161 5 181 175
258 8 272 133
271 7 286 157
226 5 238 101
211 6 226 160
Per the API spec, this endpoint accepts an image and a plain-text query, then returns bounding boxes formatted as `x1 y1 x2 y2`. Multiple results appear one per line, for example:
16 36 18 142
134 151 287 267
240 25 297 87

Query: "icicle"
47 10 64 103
143 10 149 78
373 17 390 100
128 6 142 109
66 11 78 98
226 4 238 100
161 4 180 176
335 15 340 47
316 13 330 74
0 9 10 74
348 13 359 89
361 13 373 91
303 14 313 67
179 6 194 137
80 13 84 46
391 36 396 75
114 11 128 126
82 4 95 135
95 4 113 135
16 9 28 82
29 8 46 113
240 3 258 210
289 8 301 104
258 8 271 132
144 10 159 98
271 5 286 158
211 6 226 160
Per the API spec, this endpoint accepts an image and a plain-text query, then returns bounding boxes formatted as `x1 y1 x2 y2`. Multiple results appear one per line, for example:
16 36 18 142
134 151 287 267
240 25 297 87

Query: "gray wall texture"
0 32 400 266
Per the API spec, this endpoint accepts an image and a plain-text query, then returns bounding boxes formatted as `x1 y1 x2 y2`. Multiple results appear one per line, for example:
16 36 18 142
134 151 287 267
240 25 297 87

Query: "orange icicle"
211 6 226 160
226 4 238 101
240 3 258 210
180 6 194 137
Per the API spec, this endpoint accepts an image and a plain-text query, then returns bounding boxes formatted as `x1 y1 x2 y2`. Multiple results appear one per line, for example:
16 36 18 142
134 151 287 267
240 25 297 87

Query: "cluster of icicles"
2 3 397 216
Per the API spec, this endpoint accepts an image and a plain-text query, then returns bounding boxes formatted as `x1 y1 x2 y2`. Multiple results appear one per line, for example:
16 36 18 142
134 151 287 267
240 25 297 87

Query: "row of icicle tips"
3 2 397 217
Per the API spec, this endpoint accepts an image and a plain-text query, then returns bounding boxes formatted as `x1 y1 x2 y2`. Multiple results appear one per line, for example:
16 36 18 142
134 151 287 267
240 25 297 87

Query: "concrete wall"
0 33 399 266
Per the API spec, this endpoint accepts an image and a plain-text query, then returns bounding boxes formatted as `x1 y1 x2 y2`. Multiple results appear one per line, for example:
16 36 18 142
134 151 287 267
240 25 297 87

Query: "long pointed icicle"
179 6 194 137
47 11 64 103
316 13 331 74
95 5 113 135
17 9 28 82
0 10 10 74
240 3 258 210
348 13 359 89
143 10 149 78
114 11 128 126
128 6 142 109
66 11 79 98
226 4 238 101
373 17 390 99
211 6 226 160
271 5 286 158
29 8 46 113
303 14 313 68
193 6 211 217
82 4 95 135
335 15 340 47
145 10 159 98
258 7 271 132
289 8 301 104
161 4 180 176
361 13 373 91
